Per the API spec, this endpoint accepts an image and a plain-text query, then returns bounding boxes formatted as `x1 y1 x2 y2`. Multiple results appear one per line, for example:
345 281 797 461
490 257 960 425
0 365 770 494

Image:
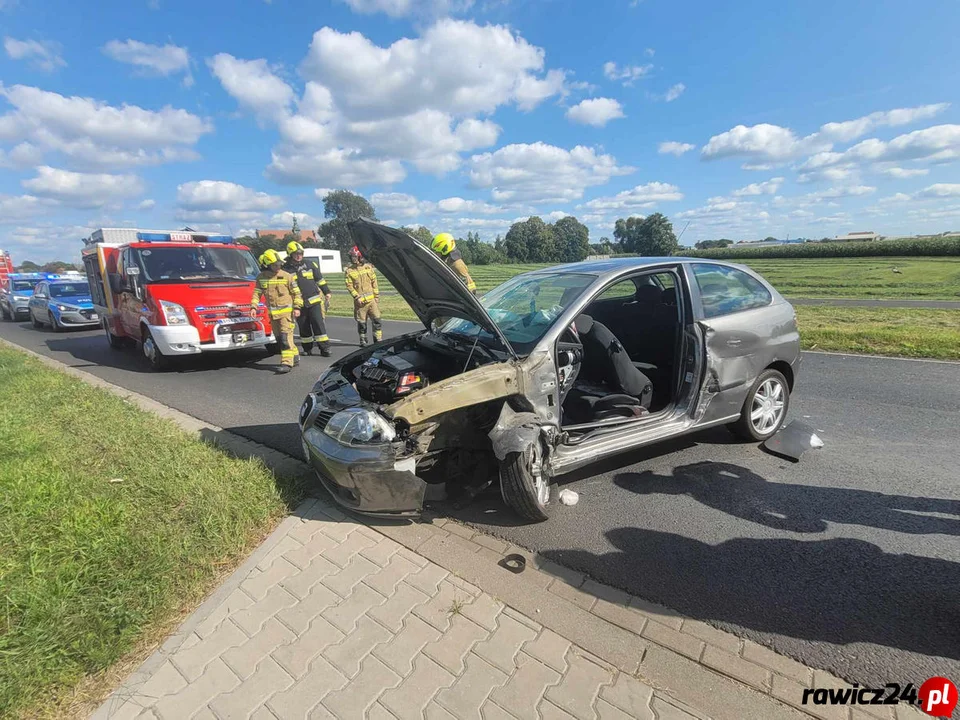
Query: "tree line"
239 189 682 266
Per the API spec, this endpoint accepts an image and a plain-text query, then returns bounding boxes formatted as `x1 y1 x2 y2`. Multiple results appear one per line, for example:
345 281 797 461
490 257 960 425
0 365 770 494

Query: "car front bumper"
300 397 426 518
148 323 274 356
57 308 100 326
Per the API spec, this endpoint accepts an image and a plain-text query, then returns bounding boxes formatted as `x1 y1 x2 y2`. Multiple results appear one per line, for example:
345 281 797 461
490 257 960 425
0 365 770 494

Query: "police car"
27 277 99 331
1 273 46 321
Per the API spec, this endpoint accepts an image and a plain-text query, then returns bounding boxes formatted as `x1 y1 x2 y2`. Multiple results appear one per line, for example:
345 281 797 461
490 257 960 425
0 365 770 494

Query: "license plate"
90 313 99 321
233 333 250 343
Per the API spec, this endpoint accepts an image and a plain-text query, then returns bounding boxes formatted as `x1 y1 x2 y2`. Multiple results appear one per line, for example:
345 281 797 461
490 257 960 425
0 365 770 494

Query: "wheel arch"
765 360 794 391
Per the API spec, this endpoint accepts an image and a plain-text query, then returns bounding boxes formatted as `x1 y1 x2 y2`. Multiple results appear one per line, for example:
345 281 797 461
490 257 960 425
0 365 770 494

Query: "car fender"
488 403 543 462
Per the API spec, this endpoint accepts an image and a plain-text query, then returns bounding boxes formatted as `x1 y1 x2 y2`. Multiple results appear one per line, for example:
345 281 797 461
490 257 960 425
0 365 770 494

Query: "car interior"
559 270 683 426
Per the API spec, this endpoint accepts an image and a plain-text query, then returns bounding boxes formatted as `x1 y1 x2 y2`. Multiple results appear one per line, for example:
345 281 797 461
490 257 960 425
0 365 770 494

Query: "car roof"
523 256 738 278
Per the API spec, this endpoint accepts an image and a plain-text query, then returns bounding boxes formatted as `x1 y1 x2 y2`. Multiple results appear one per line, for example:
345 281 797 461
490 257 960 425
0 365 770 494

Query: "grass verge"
796 306 960 360
0 345 302 719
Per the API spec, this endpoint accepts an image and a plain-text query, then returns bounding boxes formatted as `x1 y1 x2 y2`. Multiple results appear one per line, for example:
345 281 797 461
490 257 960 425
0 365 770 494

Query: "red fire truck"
0 250 14 291
82 228 274 370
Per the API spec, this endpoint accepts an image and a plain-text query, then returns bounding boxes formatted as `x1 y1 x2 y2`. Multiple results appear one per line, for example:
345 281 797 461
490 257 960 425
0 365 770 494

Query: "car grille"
79 309 95 319
314 409 337 431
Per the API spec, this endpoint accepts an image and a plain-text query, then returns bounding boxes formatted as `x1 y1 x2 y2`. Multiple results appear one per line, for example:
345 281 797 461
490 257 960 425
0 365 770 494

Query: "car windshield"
49 283 90 298
437 272 596 356
135 246 259 282
13 280 39 292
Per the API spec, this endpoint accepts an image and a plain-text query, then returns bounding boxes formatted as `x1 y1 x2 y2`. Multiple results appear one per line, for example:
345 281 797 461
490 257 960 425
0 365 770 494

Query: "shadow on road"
616 461 960 535
542 525 960 667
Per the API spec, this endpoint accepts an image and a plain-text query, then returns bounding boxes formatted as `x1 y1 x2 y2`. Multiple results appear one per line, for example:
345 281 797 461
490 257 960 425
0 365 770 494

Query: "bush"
679 237 960 259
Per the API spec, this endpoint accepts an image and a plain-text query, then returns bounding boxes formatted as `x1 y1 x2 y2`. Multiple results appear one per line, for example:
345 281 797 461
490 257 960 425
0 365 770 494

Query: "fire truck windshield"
135 246 259 283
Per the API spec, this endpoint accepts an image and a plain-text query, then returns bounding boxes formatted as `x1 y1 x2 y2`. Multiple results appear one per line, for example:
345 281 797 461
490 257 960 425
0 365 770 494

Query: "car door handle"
726 338 742 347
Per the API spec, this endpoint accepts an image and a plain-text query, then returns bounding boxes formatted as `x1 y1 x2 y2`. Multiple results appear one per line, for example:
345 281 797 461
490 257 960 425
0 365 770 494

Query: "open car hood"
349 218 517 358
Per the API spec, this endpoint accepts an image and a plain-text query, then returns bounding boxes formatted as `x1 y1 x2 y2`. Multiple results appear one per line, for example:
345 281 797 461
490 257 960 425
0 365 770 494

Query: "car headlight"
323 408 396 445
160 300 189 325
56 304 76 312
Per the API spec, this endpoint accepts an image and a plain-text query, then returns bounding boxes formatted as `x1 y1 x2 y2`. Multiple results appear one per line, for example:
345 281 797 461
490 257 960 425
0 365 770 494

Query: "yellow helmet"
431 232 456 256
286 240 304 254
259 248 281 268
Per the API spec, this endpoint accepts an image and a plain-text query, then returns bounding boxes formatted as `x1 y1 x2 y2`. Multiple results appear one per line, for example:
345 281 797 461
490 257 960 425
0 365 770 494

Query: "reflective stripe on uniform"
360 293 376 302
317 279 328 286
301 271 314 279
467 280 477 291
259 279 288 286
316 334 329 342
300 335 314 343
307 295 324 305
280 349 297 358
270 306 293 317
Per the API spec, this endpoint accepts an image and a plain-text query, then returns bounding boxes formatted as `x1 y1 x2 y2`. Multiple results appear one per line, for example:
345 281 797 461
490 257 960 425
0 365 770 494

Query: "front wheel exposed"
728 369 790 441
500 441 552 523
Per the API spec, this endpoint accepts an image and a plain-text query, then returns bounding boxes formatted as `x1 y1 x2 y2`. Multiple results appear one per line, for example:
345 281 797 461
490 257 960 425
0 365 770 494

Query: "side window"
595 278 637 302
36 283 46 297
692 264 772 319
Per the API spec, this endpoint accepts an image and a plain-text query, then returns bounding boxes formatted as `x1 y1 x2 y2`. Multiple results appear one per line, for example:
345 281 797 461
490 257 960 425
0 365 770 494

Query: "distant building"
834 231 879 242
256 228 319 243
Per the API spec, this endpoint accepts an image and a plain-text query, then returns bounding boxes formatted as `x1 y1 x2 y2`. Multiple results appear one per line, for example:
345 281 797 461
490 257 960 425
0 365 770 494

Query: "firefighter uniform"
252 261 303 369
345 258 381 346
444 247 477 294
283 254 332 356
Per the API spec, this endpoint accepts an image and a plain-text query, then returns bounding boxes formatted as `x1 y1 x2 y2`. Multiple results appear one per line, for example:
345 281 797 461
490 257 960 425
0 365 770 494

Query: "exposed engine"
354 348 439 404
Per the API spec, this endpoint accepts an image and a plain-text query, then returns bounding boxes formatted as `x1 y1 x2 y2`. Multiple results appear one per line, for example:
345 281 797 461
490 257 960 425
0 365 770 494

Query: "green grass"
0 346 301 719
796 306 960 360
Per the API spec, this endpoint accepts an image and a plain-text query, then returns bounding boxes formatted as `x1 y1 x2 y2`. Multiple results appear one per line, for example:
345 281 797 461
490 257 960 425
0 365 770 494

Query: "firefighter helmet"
286 240 304 255
259 248 282 269
431 232 455 256
349 246 363 262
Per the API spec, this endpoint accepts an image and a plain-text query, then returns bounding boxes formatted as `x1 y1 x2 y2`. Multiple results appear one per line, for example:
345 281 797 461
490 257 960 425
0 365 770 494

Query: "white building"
834 231 879 242
276 248 342 275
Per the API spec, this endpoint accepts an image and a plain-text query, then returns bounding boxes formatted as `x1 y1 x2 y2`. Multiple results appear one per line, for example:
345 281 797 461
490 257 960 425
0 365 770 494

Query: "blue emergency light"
135 232 235 243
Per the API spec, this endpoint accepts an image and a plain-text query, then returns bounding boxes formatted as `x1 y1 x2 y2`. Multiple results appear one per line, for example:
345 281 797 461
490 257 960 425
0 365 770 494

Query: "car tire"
142 328 171 371
104 320 126 349
31 311 42 329
49 311 64 333
728 368 790 442
499 442 552 523
2 305 11 321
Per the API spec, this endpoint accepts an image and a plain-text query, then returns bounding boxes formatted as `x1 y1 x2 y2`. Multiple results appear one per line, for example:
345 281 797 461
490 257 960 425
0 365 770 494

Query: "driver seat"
571 314 653 416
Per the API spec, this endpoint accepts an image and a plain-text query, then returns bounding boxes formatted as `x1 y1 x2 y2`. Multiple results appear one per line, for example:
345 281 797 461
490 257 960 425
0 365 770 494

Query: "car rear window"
692 263 772 318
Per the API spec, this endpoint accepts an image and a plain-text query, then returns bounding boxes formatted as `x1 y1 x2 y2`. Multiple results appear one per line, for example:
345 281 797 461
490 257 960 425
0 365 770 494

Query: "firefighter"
283 241 333 357
251 248 303 374
431 232 477 294
344 245 381 346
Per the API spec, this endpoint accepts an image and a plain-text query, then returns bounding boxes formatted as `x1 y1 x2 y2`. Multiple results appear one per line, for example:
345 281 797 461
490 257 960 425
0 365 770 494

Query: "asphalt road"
1 316 957 691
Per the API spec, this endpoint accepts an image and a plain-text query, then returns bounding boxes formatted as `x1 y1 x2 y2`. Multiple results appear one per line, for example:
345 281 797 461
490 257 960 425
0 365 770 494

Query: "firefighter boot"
319 341 332 357
276 365 292 375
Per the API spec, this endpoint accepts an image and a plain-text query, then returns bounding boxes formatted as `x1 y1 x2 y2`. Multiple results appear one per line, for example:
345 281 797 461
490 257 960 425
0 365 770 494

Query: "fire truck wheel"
142 328 171 371
104 320 127 349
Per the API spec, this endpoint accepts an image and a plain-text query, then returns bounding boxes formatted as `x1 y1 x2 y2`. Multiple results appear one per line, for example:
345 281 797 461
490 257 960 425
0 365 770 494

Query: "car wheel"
104 320 126 349
49 311 64 333
31 310 42 328
500 441 552 522
728 368 790 442
142 328 171 371
1 305 11 321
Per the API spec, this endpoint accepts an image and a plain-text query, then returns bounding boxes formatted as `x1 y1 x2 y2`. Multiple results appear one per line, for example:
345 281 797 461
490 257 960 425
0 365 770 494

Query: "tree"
41 261 79 272
553 216 590 263
400 226 434 247
17 260 41 272
614 213 678 256
290 214 300 239
763 236 778 243
695 239 734 250
503 217 556 263
317 190 378 252
238 234 283 259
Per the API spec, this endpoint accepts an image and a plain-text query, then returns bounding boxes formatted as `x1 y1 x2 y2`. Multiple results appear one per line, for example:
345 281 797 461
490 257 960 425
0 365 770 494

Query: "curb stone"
0 338 927 720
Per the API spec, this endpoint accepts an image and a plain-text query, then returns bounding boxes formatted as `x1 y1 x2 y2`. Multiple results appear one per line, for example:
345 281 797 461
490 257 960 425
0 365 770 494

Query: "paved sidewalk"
92 488 928 720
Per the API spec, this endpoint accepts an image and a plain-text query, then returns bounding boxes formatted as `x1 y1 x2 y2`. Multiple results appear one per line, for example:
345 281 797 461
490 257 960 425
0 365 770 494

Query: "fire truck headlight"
160 300 189 326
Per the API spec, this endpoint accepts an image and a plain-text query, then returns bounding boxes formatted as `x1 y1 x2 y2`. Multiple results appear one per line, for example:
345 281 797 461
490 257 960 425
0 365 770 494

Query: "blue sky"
2 0 959 262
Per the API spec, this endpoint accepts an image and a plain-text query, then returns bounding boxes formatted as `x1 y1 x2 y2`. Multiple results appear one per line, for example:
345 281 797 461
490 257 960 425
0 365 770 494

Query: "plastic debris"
109 478 124 483
558 489 579 506
810 433 824 449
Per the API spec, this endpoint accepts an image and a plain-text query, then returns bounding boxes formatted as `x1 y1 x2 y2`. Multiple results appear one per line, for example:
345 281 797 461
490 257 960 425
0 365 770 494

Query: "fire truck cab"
82 228 274 370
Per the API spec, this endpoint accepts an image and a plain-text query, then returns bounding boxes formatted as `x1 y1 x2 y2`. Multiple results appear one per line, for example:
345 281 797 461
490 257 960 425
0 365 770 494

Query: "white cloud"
137 198 156 211
803 185 876 201
819 103 949 143
21 166 145 209
0 194 47 224
4 37 65 72
337 0 474 18
645 48 655 57
370 192 424 218
800 125 960 170
0 141 43 168
602 61 652 86
435 197 503 214
879 167 929 178
175 180 284 223
314 187 335 200
917 183 960 198
211 20 565 187
102 40 191 84
468 142 633 204
665 83 685 102
732 177 784 196
0 84 212 170
566 97 624 127
269 210 319 228
877 193 913 204
582 182 684 211
702 123 828 164
797 166 860 184
207 54 294 122
658 141 695 157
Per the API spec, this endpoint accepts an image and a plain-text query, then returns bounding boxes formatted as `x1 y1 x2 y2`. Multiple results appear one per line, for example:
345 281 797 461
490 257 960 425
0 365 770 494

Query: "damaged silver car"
299 219 801 522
